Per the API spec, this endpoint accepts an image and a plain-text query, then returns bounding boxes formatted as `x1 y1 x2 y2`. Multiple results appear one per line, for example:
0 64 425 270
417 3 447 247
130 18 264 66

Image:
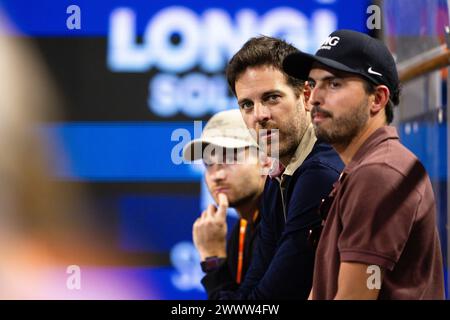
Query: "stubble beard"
314 98 369 148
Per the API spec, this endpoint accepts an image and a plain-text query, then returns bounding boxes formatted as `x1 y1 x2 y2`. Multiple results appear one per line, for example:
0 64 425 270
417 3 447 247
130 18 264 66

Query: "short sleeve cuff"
340 249 396 271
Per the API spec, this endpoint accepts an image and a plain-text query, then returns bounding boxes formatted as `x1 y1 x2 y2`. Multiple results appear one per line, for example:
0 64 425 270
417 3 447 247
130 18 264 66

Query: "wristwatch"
200 256 225 272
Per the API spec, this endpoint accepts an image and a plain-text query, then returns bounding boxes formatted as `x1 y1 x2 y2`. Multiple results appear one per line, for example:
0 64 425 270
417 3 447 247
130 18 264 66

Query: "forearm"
217 224 277 300
246 230 315 299
224 230 315 300
334 262 382 300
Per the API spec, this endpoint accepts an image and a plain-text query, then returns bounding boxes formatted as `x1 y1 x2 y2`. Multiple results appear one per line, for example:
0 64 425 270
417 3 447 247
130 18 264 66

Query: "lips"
214 187 229 196
312 112 331 124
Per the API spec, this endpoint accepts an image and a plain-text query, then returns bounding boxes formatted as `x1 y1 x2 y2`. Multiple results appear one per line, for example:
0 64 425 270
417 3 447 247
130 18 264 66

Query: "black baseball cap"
283 29 399 98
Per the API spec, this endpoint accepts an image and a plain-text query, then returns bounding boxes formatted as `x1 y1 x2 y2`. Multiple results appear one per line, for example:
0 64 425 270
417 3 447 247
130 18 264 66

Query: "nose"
254 102 271 124
211 165 227 182
308 84 323 112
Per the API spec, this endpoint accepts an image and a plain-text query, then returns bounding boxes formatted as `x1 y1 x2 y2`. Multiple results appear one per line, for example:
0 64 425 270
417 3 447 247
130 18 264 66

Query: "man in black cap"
283 29 445 299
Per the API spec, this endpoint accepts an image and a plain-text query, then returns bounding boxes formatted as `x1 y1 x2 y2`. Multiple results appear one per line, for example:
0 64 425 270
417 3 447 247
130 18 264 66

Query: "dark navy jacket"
219 139 344 299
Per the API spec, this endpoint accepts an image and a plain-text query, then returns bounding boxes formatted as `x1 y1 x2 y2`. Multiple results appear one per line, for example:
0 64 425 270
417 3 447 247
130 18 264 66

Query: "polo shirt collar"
345 126 399 172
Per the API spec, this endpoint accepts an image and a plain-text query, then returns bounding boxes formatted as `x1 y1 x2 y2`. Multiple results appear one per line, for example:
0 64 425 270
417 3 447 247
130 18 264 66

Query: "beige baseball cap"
182 109 258 162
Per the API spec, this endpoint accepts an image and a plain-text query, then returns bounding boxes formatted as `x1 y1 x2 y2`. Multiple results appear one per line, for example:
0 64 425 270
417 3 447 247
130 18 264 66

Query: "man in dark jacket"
183 109 270 299
218 36 344 299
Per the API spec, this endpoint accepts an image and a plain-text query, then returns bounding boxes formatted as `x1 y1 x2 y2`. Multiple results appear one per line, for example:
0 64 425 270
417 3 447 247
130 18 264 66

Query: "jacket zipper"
275 177 287 222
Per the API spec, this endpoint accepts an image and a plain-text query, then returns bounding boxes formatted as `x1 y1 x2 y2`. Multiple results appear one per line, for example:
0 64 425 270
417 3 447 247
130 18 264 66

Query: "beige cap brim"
182 137 255 162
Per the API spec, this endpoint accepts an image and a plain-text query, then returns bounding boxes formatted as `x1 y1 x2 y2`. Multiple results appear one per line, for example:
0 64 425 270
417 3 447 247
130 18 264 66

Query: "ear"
370 85 389 116
303 82 312 112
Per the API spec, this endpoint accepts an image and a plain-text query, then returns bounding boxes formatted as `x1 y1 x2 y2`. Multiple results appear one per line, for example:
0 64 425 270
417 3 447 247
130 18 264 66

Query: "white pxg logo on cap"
319 36 340 50
283 29 399 99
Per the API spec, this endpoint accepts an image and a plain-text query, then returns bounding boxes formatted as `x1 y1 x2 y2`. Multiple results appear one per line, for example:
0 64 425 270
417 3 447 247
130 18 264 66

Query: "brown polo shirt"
313 126 445 300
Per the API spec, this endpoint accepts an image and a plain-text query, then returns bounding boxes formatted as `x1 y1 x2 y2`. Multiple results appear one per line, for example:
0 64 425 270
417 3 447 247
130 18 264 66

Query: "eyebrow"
237 97 252 105
237 90 283 105
308 75 339 83
261 90 283 98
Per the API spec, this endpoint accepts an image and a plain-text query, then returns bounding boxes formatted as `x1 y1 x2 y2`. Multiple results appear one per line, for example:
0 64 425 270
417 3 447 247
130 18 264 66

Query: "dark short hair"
363 80 401 124
226 36 304 97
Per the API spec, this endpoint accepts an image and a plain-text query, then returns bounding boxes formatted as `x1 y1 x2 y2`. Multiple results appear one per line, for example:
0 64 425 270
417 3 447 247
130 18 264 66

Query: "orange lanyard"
236 219 247 284
236 210 259 284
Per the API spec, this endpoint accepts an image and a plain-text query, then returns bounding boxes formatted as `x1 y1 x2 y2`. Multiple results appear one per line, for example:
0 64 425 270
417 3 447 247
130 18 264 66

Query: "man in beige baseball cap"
183 109 269 299
183 109 259 163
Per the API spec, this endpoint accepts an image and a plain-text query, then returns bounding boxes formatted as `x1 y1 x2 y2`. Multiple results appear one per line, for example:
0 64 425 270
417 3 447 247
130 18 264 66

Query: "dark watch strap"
200 256 225 272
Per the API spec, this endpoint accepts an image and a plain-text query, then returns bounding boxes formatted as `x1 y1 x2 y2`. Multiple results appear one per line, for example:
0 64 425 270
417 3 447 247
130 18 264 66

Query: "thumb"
216 193 229 220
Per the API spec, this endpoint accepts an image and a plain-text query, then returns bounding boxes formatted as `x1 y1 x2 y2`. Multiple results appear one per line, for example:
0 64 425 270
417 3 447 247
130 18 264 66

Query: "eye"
307 80 316 89
265 94 281 104
329 79 342 89
239 101 253 110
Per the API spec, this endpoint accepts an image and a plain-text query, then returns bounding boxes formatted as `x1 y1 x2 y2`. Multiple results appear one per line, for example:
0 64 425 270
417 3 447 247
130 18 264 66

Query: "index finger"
216 193 228 220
